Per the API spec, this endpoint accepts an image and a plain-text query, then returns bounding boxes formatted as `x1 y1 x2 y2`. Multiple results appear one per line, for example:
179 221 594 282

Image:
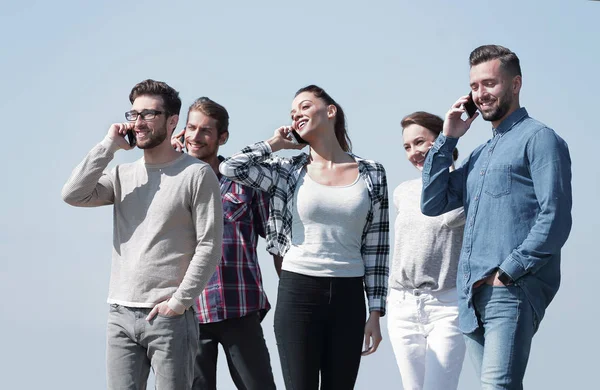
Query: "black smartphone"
289 129 308 145
179 135 185 152
125 129 136 147
464 92 478 118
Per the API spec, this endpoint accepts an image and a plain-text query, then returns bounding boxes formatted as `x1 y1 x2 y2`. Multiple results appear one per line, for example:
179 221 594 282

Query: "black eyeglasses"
125 109 164 121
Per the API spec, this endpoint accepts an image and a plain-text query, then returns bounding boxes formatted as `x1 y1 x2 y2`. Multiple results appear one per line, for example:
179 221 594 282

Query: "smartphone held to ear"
288 129 308 145
125 129 136 147
464 92 478 118
178 135 185 152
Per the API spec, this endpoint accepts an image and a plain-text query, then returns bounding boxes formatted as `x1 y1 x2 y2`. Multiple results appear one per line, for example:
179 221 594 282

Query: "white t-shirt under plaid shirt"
220 141 390 315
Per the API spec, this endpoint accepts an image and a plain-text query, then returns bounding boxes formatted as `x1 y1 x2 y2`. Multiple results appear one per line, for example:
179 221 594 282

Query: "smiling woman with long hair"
220 85 390 389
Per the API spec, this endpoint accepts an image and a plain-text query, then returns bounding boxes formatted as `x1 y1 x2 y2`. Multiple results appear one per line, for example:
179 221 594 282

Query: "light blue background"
1 1 597 388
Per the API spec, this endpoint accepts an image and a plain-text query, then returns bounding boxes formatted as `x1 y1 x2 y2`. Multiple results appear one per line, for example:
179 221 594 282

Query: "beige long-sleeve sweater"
62 137 223 313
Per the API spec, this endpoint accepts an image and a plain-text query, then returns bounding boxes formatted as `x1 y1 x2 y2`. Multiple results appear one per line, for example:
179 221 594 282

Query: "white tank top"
283 169 370 277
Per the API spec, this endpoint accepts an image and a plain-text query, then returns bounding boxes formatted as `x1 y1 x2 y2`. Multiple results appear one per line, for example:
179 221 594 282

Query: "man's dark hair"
129 79 182 117
187 97 229 136
469 45 522 78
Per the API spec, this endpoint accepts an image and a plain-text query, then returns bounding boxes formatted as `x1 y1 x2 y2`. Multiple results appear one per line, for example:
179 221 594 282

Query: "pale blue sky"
1 1 598 389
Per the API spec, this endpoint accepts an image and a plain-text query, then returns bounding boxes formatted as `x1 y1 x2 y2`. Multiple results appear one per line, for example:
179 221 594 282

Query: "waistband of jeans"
109 303 193 312
391 287 456 298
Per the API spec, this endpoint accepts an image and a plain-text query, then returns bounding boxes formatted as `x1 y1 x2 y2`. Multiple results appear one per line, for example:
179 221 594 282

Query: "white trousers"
387 287 466 390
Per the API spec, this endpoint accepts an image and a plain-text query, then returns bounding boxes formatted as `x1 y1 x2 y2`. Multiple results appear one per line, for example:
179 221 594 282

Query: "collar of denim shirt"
492 107 529 136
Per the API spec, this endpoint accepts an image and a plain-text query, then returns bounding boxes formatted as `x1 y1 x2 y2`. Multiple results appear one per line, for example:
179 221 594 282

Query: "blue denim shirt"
421 108 572 333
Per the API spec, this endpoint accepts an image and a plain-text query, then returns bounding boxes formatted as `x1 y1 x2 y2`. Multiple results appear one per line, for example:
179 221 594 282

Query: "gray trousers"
106 304 199 390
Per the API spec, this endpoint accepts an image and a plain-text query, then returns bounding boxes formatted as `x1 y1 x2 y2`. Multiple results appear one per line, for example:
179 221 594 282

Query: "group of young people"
62 43 572 390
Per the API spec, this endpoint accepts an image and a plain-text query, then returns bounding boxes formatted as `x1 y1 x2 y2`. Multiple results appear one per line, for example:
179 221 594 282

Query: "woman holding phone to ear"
388 111 466 390
220 85 390 390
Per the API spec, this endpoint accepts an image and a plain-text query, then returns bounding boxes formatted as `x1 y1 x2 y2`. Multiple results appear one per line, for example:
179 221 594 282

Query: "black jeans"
192 311 276 390
274 271 366 390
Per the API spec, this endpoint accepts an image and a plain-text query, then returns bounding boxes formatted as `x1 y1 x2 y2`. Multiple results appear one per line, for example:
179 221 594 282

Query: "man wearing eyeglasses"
62 79 223 389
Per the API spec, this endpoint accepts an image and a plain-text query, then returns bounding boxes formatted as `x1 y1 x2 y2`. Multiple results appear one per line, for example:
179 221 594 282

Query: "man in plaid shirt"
172 97 278 390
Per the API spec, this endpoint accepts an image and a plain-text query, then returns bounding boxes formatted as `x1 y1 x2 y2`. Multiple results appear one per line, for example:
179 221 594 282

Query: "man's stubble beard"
480 87 514 123
137 123 169 150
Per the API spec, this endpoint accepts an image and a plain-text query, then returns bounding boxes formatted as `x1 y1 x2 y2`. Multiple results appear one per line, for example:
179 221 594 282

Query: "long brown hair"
295 85 352 152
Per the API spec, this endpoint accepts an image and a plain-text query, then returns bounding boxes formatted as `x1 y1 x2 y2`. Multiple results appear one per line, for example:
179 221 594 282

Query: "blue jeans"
464 284 538 390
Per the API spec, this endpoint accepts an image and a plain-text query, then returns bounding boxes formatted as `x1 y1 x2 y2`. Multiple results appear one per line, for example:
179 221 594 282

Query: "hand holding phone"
288 129 308 145
107 122 135 150
170 129 186 152
463 92 478 118
443 94 479 139
125 129 136 147
268 126 308 152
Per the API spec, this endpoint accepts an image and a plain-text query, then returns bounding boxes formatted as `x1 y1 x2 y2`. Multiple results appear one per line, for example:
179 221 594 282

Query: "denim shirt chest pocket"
483 164 512 198
223 191 252 223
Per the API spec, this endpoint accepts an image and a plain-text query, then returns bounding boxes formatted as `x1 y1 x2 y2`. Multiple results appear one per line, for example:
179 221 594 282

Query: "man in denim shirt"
421 45 572 389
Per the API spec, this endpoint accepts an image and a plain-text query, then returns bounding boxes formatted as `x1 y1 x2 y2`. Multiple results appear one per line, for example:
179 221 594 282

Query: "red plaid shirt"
194 173 271 323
